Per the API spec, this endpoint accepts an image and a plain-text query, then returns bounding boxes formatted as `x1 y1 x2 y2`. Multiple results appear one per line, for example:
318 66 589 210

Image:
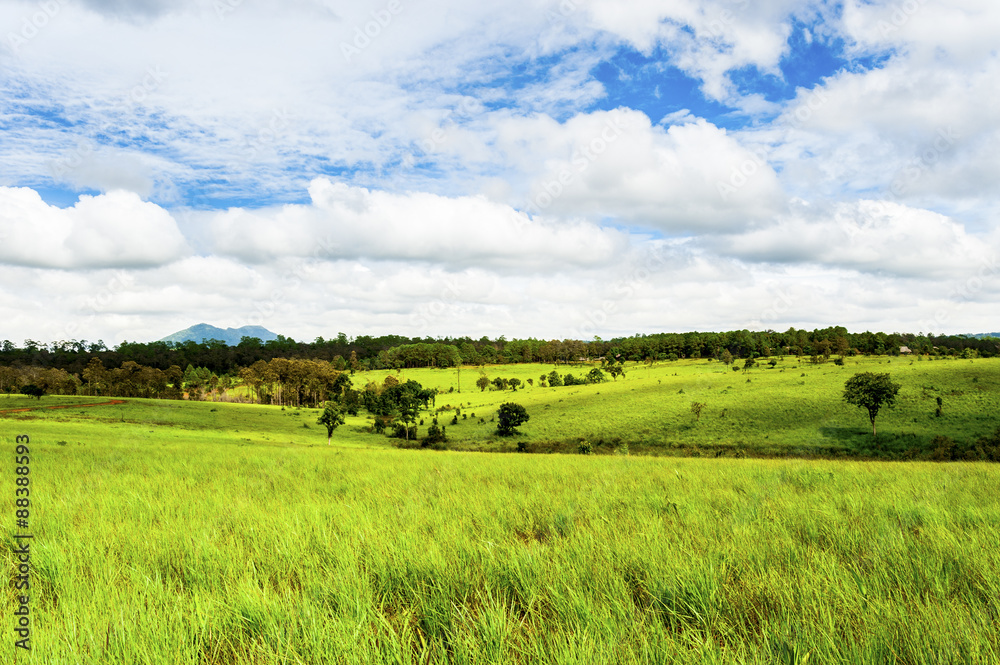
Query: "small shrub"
424 424 446 446
391 424 417 439
578 440 593 455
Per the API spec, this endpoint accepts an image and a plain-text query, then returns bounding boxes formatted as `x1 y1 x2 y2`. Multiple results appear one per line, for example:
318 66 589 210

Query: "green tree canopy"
496 403 529 436
317 403 346 445
843 372 901 437
20 384 45 400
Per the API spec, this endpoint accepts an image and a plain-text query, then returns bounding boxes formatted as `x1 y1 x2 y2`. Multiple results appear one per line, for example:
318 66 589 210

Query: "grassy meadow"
2 355 998 663
341 355 992 457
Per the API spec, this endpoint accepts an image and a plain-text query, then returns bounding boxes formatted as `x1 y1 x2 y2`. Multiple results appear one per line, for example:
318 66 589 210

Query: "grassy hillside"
1 424 997 663
3 355 997 460
355 355 998 458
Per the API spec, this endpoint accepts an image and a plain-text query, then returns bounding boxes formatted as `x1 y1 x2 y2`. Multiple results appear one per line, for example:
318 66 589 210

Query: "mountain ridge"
159 323 280 346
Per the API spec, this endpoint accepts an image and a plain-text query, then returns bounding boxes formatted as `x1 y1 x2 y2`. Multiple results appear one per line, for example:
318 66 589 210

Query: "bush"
563 373 579 386
391 423 417 439
547 371 563 387
20 384 45 399
424 424 446 446
578 440 593 455
928 429 1000 461
587 368 606 383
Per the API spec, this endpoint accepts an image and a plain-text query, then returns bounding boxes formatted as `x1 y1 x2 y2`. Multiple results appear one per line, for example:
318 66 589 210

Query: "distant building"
900 346 912 354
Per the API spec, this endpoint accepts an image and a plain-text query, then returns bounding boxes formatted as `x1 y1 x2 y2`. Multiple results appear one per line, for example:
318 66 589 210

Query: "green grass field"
311 355 994 457
4 355 996 458
1 356 998 663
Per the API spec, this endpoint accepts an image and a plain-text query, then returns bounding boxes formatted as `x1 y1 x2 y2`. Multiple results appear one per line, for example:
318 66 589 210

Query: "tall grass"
3 432 998 663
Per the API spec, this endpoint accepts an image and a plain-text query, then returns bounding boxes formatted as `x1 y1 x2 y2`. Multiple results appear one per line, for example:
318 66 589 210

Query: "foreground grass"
2 429 998 663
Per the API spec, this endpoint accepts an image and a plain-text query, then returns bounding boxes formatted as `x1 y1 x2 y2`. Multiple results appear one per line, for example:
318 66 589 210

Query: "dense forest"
0 328 997 404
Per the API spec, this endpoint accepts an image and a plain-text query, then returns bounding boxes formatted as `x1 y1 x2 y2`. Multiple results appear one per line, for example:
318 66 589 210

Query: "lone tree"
843 372 901 437
690 402 706 422
476 375 490 392
20 384 45 400
395 393 421 441
496 403 529 436
317 403 346 445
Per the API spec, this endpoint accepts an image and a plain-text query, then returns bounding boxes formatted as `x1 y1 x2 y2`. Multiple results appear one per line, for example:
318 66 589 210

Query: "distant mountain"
965 333 1000 340
159 323 280 346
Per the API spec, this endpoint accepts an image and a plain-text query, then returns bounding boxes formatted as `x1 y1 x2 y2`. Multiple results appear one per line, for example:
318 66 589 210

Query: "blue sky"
0 0 998 343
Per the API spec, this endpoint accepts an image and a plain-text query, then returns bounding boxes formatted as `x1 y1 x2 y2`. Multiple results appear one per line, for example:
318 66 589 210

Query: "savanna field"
2 356 999 663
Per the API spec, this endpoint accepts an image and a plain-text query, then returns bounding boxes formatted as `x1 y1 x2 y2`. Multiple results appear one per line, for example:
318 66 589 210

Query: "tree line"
2 328 998 377
1 328 997 403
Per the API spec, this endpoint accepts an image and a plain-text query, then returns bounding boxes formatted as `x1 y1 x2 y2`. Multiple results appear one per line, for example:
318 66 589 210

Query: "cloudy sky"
1 0 998 345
